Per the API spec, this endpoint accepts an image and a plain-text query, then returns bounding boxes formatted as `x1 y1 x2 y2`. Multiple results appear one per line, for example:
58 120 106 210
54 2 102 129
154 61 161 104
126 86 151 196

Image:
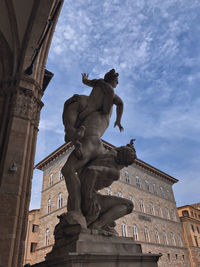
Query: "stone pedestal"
32 231 161 267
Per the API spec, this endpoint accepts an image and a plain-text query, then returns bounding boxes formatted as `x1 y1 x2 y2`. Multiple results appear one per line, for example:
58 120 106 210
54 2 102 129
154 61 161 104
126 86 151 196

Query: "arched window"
49 173 53 186
167 190 172 200
171 209 176 221
118 192 123 198
163 230 168 245
45 228 50 246
177 233 182 246
145 180 150 191
144 227 149 242
121 222 127 237
125 171 130 184
58 193 63 209
129 195 133 202
106 187 112 195
164 207 169 219
133 225 138 241
160 187 164 198
136 176 141 188
153 184 157 194
59 169 63 180
139 199 144 212
170 232 175 245
149 202 154 215
157 205 161 217
154 229 160 243
47 198 51 213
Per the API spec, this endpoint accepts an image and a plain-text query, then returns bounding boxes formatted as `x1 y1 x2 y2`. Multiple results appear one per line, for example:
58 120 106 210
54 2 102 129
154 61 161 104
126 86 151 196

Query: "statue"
58 69 137 238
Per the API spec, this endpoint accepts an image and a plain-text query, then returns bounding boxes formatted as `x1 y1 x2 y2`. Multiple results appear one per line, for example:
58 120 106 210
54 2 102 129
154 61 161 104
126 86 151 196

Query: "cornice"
35 140 179 184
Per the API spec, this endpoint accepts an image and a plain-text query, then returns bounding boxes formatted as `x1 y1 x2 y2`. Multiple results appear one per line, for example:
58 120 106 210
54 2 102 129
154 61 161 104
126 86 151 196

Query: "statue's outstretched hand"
114 121 124 132
81 73 89 82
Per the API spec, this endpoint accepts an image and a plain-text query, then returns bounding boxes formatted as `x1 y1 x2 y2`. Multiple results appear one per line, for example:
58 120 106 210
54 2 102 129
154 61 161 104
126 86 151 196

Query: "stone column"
0 75 45 267
0 0 63 265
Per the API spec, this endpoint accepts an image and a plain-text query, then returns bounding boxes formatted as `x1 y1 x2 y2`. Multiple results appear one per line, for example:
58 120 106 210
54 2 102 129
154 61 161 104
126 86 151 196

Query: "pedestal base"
32 232 161 267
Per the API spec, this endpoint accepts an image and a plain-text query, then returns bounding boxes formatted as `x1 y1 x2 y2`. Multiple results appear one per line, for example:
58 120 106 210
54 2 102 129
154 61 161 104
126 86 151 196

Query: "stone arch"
0 1 64 266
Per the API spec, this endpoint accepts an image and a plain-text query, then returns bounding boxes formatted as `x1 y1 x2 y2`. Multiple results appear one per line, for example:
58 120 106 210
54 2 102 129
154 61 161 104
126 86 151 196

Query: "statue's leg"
89 195 133 230
62 152 89 212
62 137 101 212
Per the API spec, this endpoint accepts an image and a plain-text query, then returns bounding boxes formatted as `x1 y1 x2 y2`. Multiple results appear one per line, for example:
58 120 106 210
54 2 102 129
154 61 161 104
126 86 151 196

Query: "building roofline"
177 204 200 212
29 209 40 213
35 140 178 184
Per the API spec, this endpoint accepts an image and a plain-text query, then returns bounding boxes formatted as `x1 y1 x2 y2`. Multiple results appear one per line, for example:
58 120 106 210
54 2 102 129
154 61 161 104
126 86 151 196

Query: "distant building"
33 141 190 267
177 203 200 267
23 209 40 265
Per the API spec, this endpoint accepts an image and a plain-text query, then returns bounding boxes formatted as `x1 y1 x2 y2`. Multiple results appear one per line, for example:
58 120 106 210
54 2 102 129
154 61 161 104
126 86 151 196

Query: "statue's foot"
102 224 119 236
58 210 87 229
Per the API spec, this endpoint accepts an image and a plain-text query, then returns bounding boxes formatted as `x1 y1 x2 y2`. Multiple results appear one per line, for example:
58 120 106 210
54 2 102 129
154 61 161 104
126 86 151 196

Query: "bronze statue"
58 69 136 237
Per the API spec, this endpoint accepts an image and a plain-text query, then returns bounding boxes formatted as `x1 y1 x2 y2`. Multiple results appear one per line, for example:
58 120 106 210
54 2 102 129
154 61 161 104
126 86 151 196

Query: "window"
170 232 175 246
160 187 164 198
194 236 199 247
106 187 112 195
171 209 176 221
154 229 160 243
129 195 133 202
45 229 50 246
177 233 182 246
121 223 126 237
47 198 51 213
136 176 141 188
149 202 154 215
30 242 37 252
58 193 63 209
163 231 168 245
49 173 53 186
182 255 184 261
197 226 200 234
59 169 63 180
167 190 172 200
164 207 169 219
157 205 161 217
168 253 170 260
144 227 149 242
133 225 138 241
191 224 195 232
145 180 150 191
117 192 123 198
32 224 39 232
139 199 144 212
175 254 178 260
153 184 157 194
125 171 130 184
182 210 189 217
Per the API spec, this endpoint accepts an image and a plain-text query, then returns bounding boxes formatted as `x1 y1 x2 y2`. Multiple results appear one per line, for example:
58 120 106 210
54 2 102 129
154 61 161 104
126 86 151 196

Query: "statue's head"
115 140 137 167
104 69 119 88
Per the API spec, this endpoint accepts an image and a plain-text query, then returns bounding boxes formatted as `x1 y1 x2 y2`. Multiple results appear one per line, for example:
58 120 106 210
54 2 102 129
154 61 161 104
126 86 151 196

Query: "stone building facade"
178 203 200 267
23 209 40 266
35 141 190 267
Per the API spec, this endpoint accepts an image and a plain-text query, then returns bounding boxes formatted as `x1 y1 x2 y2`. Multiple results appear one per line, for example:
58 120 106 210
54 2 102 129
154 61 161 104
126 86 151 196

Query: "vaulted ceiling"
0 0 61 82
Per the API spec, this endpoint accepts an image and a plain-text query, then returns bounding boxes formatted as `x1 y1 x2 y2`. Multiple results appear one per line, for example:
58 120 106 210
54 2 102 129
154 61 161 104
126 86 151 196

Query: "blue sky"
30 0 200 210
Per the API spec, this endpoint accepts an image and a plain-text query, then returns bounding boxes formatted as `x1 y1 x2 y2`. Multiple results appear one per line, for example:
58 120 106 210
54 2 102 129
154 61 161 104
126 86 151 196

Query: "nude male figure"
79 142 137 232
61 70 124 216
62 69 124 153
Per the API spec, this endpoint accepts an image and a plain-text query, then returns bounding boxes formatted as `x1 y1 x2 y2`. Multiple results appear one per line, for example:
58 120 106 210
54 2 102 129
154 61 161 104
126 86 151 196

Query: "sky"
30 0 200 210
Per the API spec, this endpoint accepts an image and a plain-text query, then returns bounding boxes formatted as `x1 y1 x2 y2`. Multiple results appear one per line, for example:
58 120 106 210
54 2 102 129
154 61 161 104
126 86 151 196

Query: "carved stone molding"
11 87 44 129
